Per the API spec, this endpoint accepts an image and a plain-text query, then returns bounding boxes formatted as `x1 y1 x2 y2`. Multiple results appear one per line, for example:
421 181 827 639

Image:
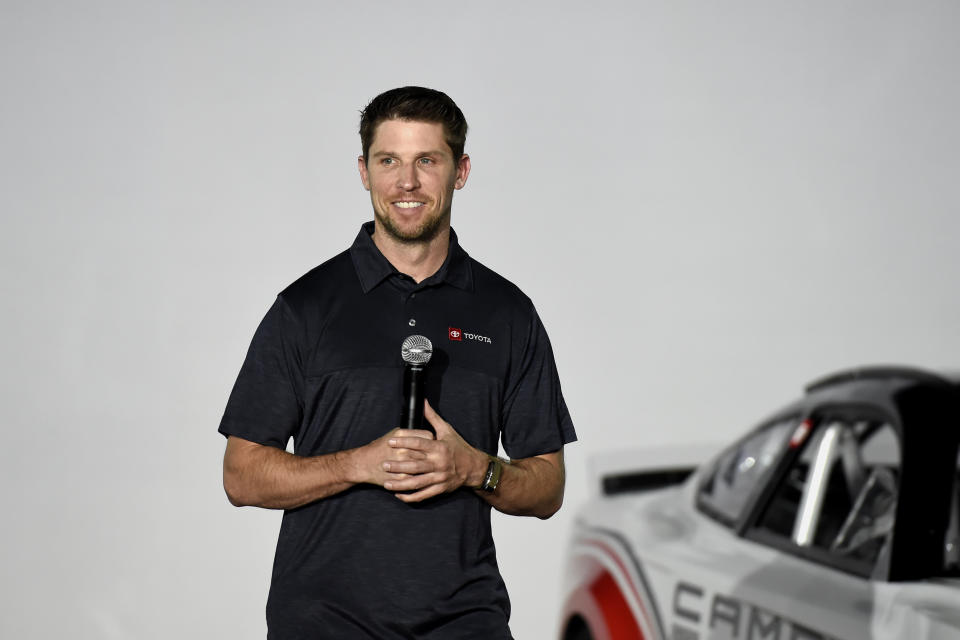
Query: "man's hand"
382 400 488 502
350 427 434 487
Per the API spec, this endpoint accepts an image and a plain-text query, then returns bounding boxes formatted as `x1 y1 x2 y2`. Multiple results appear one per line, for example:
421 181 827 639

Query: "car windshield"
697 417 796 525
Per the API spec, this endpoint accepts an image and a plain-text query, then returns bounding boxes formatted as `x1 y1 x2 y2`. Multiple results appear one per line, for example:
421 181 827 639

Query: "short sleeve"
500 306 577 459
218 296 304 448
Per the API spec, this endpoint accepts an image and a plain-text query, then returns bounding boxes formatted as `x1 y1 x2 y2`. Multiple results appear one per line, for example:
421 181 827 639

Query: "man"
220 86 576 639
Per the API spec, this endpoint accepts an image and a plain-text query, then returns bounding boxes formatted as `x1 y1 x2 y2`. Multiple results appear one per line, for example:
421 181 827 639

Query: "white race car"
560 367 960 640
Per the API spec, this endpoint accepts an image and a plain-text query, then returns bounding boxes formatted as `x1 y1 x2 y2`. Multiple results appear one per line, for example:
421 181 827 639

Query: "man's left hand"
383 400 487 502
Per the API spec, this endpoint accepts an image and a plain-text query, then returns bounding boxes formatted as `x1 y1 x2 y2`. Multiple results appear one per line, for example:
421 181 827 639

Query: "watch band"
479 456 505 493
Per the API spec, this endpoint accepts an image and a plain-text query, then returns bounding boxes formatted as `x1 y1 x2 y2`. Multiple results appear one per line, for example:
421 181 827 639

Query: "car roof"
805 365 960 392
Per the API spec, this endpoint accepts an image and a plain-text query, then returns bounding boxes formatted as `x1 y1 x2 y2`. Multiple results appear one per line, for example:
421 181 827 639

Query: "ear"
454 153 471 190
358 155 371 191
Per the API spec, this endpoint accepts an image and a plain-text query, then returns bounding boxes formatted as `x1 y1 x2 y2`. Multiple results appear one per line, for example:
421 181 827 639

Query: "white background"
3 1 959 638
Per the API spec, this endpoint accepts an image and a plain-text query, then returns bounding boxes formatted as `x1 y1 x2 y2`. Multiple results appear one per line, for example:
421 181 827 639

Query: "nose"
396 162 420 191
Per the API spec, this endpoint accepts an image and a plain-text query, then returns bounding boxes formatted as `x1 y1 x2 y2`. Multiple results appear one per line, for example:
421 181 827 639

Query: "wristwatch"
479 455 505 493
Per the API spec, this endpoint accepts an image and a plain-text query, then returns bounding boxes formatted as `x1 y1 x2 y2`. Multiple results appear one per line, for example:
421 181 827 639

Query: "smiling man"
219 87 577 639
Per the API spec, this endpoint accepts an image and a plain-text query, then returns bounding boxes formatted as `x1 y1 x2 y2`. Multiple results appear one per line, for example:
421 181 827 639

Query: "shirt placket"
398 276 421 330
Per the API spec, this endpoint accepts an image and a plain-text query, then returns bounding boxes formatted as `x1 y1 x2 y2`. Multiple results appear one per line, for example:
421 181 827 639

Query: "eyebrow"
371 150 448 158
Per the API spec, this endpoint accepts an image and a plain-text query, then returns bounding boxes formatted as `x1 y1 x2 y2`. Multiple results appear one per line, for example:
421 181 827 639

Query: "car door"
733 412 900 640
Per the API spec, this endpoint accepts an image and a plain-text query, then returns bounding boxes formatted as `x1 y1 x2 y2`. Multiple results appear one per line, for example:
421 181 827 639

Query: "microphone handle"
401 363 433 433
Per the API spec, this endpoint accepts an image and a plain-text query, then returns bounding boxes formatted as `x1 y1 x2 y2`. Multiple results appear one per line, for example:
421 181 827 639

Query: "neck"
372 223 450 284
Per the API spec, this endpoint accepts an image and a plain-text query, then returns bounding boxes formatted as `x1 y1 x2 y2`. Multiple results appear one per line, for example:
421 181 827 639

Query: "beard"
373 204 450 245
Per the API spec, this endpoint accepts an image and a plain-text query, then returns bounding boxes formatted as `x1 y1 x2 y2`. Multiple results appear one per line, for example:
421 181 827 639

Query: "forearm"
223 437 361 510
476 451 565 519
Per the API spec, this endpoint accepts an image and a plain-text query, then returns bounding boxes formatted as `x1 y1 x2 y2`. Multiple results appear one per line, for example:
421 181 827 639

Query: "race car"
559 366 960 640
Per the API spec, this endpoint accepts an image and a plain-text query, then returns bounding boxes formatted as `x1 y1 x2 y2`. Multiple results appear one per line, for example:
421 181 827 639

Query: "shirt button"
408 319 416 327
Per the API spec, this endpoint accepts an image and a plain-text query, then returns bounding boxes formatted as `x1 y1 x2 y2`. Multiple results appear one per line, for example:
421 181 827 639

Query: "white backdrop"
3 2 959 638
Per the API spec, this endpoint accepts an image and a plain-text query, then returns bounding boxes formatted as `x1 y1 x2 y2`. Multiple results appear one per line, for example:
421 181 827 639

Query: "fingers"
394 484 446 503
385 472 450 503
391 427 435 438
389 436 436 451
382 459 432 475
383 472 441 492
388 448 427 462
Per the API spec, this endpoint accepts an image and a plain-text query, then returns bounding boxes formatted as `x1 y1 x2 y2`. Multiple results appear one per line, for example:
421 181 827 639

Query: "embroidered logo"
449 326 493 345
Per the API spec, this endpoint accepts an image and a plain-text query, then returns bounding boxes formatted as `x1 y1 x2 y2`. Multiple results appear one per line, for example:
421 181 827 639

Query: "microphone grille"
401 334 433 365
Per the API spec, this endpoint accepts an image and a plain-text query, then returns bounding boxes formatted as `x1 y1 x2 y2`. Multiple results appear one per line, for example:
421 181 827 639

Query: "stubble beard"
374 204 450 245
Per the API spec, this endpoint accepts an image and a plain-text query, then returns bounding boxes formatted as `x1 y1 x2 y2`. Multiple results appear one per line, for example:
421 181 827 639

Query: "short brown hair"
359 86 468 162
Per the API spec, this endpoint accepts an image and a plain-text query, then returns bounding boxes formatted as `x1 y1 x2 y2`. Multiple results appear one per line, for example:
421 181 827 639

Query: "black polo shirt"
220 222 576 639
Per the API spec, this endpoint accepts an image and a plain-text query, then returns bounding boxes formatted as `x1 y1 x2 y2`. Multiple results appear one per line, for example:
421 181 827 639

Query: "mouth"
393 201 425 209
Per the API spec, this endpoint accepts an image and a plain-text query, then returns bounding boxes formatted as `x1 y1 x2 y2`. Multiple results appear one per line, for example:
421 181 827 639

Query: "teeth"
394 201 424 209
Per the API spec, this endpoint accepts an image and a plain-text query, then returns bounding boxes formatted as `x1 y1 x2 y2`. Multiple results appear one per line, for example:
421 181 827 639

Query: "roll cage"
696 366 960 582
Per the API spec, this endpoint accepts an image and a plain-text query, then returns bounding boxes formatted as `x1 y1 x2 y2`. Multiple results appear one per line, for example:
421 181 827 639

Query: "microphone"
400 335 434 433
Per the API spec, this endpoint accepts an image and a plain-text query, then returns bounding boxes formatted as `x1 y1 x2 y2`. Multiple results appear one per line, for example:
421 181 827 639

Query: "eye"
381 157 396 166
418 157 434 166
